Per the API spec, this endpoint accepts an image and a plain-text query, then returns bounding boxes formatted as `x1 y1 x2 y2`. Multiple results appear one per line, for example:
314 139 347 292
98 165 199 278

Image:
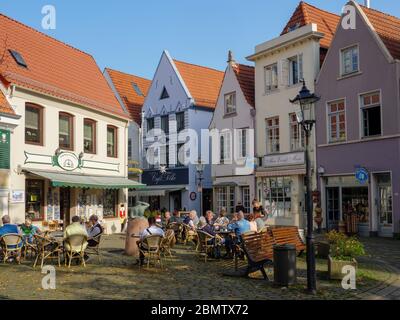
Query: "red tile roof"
232 63 255 108
173 60 224 109
0 90 14 115
281 1 340 49
360 5 400 60
0 14 128 119
105 68 151 124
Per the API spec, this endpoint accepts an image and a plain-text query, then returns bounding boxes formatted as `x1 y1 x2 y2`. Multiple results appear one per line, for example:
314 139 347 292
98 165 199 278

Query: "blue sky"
2 0 400 80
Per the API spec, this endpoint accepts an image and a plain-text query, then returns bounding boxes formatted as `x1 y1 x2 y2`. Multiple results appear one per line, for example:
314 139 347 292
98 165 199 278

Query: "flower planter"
328 255 358 280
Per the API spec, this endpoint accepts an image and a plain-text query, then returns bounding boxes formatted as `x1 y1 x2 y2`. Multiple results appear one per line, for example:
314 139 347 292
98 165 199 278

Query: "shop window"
328 100 346 142
216 186 235 214
26 179 44 221
361 92 381 137
326 187 340 230
289 113 305 150
59 112 74 150
84 119 96 154
107 125 118 158
266 117 280 153
342 187 369 223
264 177 292 218
25 104 43 145
103 189 117 218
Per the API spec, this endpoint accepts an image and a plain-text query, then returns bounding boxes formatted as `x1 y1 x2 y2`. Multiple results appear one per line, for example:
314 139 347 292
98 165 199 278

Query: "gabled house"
247 1 339 229
0 13 143 233
140 50 224 214
209 51 255 214
316 1 400 238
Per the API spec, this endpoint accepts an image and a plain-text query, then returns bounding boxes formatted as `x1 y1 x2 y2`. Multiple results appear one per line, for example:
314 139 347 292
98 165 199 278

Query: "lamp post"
196 157 205 216
290 80 320 294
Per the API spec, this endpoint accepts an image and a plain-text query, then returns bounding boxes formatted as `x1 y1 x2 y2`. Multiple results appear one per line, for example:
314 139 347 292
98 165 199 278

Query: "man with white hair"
0 215 20 237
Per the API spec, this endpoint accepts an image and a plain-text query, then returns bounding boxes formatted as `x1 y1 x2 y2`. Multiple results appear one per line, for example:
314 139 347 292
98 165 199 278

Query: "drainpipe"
251 107 257 203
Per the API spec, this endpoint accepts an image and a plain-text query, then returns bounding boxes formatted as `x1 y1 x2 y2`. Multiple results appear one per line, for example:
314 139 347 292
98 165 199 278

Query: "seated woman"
247 214 258 232
20 217 41 243
214 208 230 229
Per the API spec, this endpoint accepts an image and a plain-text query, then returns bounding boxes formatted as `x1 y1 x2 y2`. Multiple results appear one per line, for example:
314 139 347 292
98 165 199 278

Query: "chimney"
227 50 236 66
364 0 370 8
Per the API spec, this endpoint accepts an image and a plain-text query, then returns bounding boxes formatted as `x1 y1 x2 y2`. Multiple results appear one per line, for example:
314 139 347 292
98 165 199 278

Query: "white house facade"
209 52 256 214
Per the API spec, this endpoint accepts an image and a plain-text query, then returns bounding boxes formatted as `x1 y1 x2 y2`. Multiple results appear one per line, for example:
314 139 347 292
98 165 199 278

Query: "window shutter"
0 129 10 169
226 132 231 161
298 54 303 81
280 59 289 87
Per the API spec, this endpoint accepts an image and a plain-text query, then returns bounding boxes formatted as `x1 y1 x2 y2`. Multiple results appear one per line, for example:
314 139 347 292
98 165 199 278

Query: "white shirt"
140 225 164 241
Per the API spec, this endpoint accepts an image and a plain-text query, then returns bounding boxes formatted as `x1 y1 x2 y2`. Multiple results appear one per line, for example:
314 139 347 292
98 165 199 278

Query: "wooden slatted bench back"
269 226 305 253
242 231 274 263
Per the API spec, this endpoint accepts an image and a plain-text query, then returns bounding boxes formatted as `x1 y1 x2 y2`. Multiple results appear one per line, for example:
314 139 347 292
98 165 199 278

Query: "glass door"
377 173 393 234
326 187 340 230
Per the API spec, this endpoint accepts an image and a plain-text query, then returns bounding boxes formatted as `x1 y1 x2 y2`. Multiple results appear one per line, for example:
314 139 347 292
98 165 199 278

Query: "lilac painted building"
316 1 400 238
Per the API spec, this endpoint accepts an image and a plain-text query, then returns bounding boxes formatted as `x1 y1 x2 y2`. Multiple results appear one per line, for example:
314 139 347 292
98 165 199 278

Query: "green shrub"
326 230 347 244
330 236 365 261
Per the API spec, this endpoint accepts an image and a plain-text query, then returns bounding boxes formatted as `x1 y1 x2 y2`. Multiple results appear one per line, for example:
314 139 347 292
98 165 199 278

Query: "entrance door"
202 188 213 213
377 173 393 236
326 187 340 230
169 191 182 212
60 187 71 227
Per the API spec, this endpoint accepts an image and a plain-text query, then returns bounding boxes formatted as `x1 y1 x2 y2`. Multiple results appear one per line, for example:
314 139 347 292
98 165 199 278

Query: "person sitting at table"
86 215 103 247
64 215 88 252
169 210 183 223
224 211 251 258
20 217 41 243
254 210 266 232
184 210 199 231
0 215 23 262
162 211 172 228
197 218 223 258
247 213 258 232
205 210 215 226
138 216 165 266
214 208 230 229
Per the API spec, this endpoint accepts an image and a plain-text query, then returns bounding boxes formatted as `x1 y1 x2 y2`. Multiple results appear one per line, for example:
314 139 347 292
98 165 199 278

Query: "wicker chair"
196 230 221 263
33 234 63 268
85 234 102 262
0 234 24 264
160 230 176 265
64 234 88 268
181 223 197 246
139 235 163 269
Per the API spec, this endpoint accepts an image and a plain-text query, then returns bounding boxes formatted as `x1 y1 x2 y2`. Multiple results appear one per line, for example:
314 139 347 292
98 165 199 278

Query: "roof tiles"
232 63 255 108
0 90 14 115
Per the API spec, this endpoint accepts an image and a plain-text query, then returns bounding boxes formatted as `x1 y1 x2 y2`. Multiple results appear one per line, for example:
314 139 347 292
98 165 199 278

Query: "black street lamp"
196 157 205 216
290 80 320 294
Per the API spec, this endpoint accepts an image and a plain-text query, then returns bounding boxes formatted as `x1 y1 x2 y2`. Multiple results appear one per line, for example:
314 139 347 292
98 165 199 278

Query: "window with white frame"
225 92 236 115
266 117 279 153
216 186 235 214
289 113 305 151
361 91 381 137
161 115 169 134
220 130 232 163
264 63 278 92
341 45 359 75
264 177 292 218
241 186 250 214
146 118 154 133
237 128 248 158
328 100 346 142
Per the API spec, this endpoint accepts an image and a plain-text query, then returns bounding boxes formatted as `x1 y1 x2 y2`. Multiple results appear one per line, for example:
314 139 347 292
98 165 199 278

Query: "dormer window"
132 82 144 96
160 87 169 100
224 92 236 115
341 45 359 76
9 49 27 68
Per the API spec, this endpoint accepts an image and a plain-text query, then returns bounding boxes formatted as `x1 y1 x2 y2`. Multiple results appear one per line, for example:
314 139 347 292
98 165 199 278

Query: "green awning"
27 170 146 189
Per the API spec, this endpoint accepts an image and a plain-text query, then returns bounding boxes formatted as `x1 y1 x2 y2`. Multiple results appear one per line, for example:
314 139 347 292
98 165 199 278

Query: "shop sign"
142 168 189 186
10 190 25 203
263 152 304 168
54 152 81 171
355 167 369 184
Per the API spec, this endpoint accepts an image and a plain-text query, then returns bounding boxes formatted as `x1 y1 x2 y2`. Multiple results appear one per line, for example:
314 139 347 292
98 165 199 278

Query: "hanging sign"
355 167 369 184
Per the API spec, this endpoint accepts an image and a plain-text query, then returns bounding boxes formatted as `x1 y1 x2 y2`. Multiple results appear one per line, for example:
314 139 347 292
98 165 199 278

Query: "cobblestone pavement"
0 234 398 300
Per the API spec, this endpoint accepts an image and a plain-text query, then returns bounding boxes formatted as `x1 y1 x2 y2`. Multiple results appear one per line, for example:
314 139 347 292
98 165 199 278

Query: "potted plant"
328 233 365 280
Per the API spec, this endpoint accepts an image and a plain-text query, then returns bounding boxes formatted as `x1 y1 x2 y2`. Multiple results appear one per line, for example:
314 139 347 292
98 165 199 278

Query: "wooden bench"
269 226 305 256
241 231 275 280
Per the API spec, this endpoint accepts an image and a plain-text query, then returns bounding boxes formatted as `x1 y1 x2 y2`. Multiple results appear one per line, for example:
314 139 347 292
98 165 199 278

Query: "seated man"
162 211 171 229
0 215 23 261
64 216 88 253
20 217 41 243
169 210 183 224
225 211 251 257
86 215 103 247
138 217 165 266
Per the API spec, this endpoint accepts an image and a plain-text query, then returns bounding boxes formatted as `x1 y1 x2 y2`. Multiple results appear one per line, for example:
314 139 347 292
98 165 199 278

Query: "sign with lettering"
263 152 305 168
142 168 189 186
355 167 369 184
